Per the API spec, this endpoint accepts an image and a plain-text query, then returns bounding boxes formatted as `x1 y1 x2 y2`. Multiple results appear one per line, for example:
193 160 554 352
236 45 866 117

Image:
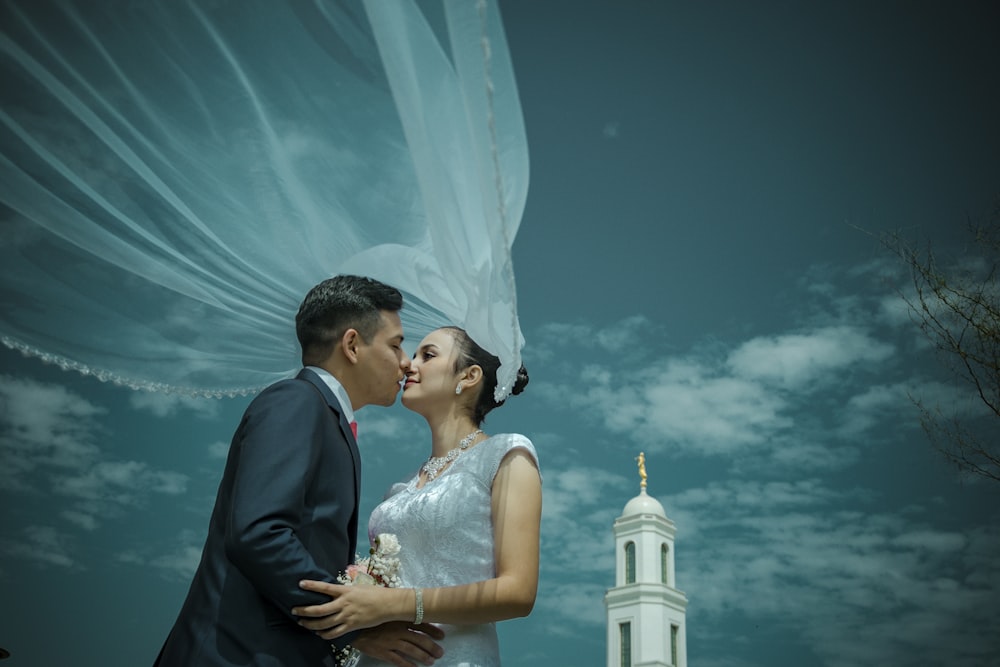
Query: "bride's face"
401 329 463 412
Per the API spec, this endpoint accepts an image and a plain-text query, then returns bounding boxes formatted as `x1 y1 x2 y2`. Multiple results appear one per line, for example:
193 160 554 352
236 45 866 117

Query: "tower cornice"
604 583 689 610
613 512 676 534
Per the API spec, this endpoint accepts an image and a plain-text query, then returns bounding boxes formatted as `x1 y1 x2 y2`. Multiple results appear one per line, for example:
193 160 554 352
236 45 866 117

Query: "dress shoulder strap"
479 434 539 486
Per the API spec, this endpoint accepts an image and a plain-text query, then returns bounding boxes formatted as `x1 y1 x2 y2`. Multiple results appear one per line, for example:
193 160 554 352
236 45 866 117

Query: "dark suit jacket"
155 368 360 666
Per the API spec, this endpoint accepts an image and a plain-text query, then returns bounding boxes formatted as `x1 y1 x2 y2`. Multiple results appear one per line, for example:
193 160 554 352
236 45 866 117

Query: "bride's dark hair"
443 326 529 425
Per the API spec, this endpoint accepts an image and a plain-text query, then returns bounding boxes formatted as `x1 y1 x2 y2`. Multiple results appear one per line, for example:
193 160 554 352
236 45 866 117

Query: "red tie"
350 421 358 440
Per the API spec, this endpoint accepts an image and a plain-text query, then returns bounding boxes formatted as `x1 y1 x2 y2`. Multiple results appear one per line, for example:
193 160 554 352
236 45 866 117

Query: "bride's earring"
455 383 463 395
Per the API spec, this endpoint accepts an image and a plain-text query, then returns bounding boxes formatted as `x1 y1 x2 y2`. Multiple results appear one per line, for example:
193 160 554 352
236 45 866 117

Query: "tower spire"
636 451 647 490
605 453 688 667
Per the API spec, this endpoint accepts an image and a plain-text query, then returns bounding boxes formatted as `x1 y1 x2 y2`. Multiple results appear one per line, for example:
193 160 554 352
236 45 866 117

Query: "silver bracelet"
413 587 424 624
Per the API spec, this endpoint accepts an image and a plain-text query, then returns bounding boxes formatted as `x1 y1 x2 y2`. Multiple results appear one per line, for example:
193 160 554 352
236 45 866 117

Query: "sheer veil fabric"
0 0 527 399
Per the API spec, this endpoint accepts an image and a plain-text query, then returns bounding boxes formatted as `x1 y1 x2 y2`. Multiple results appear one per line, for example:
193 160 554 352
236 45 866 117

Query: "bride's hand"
292 580 410 639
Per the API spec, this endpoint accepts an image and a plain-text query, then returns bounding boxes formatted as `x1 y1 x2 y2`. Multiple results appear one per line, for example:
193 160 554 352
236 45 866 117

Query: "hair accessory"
413 588 424 624
455 383 463 395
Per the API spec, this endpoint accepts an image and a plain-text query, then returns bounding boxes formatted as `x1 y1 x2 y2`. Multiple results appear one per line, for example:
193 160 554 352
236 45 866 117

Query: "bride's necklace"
422 429 484 481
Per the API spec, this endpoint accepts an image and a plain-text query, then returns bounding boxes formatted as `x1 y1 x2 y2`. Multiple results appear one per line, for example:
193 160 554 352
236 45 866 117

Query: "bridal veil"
0 0 527 400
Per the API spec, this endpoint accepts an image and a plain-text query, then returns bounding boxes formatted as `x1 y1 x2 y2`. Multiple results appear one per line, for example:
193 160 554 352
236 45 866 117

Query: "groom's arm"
224 380 351 618
353 622 446 667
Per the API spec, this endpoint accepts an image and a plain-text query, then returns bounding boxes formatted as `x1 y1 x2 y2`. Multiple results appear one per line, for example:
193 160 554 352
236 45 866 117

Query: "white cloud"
665 479 1000 667
2 525 77 569
115 550 145 565
642 362 792 450
523 264 999 661
0 374 105 480
535 581 609 630
593 315 655 351
206 440 230 459
840 377 992 444
539 464 628 580
61 510 99 531
766 439 860 472
531 463 629 631
529 266 956 466
0 376 189 546
128 390 220 418
354 410 430 477
531 472 1000 664
151 543 204 581
355 412 414 441
906 379 994 419
839 382 914 437
545 352 794 456
877 292 915 328
726 326 894 390
531 316 665 366
115 529 206 581
53 460 188 505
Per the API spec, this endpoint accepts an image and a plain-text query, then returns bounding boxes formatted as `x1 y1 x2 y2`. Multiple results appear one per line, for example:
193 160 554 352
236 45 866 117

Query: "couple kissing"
154 275 540 667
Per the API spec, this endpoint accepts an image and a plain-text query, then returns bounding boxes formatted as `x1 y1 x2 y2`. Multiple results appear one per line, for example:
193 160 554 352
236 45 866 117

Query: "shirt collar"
304 366 355 424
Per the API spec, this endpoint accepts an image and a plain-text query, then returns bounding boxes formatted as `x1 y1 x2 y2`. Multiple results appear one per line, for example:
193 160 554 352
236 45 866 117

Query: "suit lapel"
296 368 362 509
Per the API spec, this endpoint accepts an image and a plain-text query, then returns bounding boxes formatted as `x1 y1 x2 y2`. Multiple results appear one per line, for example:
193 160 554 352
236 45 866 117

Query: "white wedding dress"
359 434 539 667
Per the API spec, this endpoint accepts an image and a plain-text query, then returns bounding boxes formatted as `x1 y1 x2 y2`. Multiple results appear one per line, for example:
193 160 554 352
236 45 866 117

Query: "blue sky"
2 2 1000 666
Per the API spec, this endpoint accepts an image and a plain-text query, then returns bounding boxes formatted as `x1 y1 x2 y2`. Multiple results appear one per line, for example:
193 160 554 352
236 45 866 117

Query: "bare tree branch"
880 201 1000 482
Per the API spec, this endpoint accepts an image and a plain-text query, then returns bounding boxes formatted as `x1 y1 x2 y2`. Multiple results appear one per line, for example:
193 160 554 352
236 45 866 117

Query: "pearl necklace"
422 429 484 481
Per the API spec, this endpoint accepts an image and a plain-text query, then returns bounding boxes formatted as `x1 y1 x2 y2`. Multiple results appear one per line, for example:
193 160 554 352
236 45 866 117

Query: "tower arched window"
625 541 636 584
620 622 632 667
661 543 669 584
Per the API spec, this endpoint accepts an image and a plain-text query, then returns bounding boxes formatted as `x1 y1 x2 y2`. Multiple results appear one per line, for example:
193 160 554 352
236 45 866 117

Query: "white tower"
604 453 688 667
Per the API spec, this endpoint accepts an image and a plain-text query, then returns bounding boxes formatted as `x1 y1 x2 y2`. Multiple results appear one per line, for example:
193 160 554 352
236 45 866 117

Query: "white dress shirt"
304 366 355 426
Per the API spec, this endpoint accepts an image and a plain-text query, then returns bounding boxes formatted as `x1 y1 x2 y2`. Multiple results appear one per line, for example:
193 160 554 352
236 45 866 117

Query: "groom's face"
354 310 409 407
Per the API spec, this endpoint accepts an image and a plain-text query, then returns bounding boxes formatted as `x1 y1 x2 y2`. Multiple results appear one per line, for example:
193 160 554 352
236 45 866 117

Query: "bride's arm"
422 449 541 622
293 449 541 638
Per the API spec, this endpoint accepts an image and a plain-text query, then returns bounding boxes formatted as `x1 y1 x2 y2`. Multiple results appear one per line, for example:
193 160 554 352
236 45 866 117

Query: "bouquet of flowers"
333 533 402 667
338 533 402 588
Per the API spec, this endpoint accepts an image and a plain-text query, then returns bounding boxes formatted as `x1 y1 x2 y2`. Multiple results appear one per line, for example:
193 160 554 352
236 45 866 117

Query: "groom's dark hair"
296 275 403 366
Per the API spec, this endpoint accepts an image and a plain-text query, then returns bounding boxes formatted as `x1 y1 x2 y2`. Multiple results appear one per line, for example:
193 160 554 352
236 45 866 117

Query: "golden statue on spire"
636 451 647 489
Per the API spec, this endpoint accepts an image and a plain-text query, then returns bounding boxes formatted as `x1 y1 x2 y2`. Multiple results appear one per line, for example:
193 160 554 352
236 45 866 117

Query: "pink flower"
336 533 402 588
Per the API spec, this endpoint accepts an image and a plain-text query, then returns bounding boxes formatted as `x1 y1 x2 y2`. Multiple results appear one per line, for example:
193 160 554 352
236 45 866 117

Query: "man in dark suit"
155 275 444 666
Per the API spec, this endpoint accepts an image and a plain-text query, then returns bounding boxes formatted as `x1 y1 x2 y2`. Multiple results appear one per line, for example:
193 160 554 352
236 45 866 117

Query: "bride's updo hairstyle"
443 326 529 425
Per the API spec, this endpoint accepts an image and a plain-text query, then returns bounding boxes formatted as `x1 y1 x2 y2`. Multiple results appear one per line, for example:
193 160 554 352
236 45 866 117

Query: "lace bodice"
358 434 538 667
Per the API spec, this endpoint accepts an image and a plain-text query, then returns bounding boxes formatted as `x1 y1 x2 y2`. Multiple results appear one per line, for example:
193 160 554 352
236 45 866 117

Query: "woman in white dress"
293 326 541 667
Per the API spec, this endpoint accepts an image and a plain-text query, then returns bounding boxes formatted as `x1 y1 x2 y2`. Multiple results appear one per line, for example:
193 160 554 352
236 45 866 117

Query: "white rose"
353 571 377 586
376 533 400 556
